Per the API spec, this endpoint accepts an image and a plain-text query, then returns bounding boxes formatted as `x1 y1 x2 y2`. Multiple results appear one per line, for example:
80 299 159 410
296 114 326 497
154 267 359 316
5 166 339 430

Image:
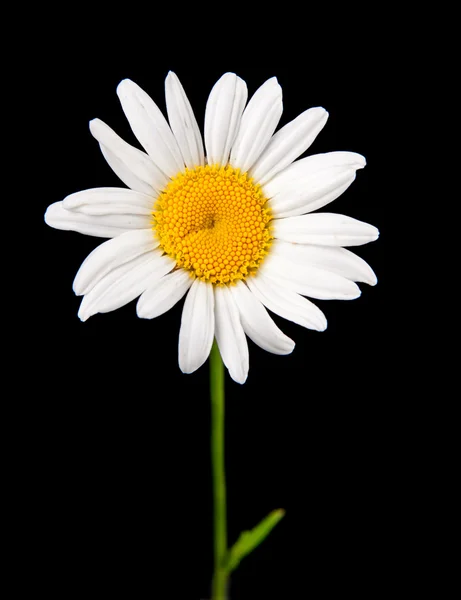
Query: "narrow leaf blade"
225 509 285 572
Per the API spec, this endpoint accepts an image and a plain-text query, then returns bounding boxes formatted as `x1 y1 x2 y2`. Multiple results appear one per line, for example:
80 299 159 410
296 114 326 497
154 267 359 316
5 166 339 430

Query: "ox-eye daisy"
45 72 378 384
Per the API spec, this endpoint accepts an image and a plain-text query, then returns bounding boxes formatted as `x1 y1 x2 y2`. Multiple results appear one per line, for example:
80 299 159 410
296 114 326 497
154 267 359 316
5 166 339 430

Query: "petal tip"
178 363 194 375
317 317 328 332
44 202 62 228
309 107 329 124
78 296 96 322
116 78 134 97
77 308 90 322
178 350 209 376
72 273 84 296
89 118 104 137
358 154 367 168
44 204 53 225
219 72 246 88
229 369 248 385
267 75 280 87
283 339 296 354
136 299 149 319
345 282 362 300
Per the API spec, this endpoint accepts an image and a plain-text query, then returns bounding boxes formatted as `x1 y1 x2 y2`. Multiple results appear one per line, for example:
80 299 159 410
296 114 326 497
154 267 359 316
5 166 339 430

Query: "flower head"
45 72 379 384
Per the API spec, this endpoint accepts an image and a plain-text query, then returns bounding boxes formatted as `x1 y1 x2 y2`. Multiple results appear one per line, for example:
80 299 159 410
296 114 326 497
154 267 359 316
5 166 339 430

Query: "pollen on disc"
153 165 273 285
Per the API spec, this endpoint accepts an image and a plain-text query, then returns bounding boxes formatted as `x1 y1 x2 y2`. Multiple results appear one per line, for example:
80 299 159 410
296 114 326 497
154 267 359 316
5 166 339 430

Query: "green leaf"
224 509 285 573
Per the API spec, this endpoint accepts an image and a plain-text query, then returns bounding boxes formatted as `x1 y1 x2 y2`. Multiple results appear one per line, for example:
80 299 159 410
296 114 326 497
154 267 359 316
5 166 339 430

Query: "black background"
26 12 408 599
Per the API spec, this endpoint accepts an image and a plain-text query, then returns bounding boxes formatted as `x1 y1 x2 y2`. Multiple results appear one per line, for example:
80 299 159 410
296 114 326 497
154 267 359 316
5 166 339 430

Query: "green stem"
210 341 228 600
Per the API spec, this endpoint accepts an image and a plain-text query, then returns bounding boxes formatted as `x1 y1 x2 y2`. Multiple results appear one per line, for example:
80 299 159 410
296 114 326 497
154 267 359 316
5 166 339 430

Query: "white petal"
44 201 151 238
271 240 377 285
264 152 366 197
250 107 328 186
89 118 168 194
73 229 159 296
273 213 380 246
246 273 327 331
269 174 355 218
78 249 175 321
165 72 205 169
117 79 184 177
261 254 361 300
230 280 294 355
178 279 215 374
229 77 283 173
204 73 248 166
265 152 366 218
137 269 193 319
63 187 153 216
214 285 249 384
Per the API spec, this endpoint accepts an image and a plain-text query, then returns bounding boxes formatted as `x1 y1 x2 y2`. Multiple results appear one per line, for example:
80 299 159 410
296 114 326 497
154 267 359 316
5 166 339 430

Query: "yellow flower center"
153 164 273 285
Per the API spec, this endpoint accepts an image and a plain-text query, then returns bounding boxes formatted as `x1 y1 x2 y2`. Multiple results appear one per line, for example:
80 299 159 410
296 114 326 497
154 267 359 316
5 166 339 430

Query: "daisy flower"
45 72 379 384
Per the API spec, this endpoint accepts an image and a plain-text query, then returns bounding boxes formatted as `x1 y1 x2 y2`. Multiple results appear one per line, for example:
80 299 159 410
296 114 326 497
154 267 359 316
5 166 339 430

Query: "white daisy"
45 72 379 384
